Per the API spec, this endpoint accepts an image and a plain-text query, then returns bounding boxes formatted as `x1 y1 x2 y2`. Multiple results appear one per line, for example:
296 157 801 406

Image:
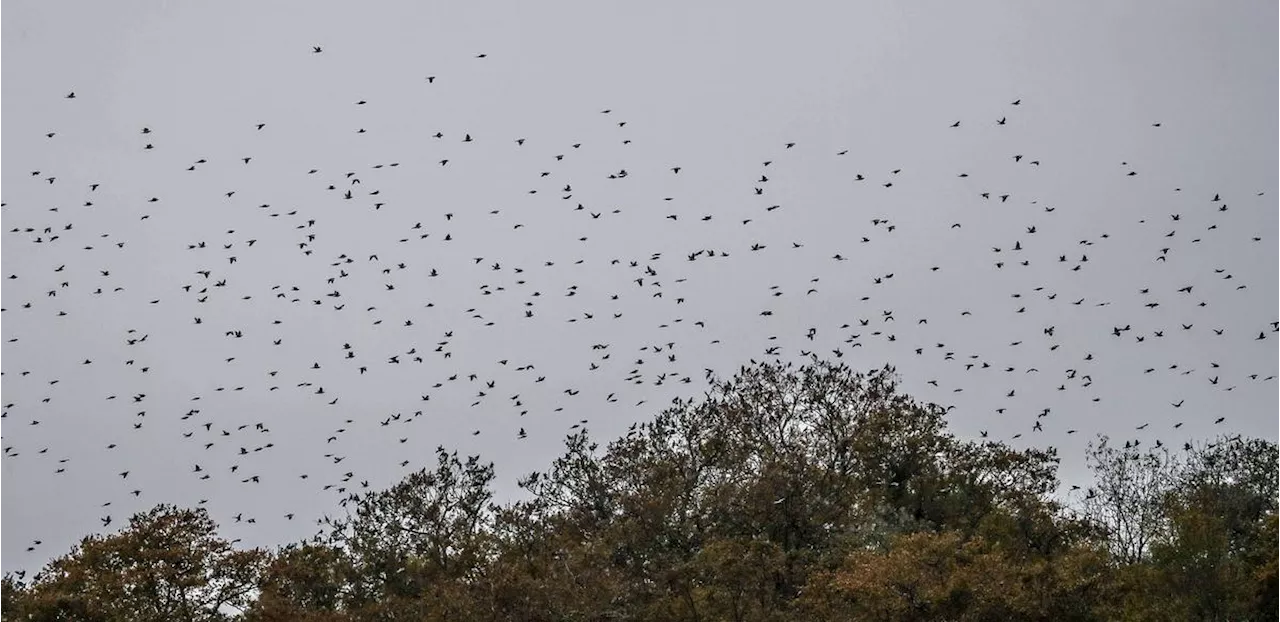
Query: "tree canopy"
4 359 1275 621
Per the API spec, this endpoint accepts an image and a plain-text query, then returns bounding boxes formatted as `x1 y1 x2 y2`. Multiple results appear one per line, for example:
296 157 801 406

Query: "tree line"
4 359 1276 621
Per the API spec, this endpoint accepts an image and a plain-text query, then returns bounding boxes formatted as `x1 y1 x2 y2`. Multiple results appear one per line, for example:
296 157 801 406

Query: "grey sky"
2 1 1276 574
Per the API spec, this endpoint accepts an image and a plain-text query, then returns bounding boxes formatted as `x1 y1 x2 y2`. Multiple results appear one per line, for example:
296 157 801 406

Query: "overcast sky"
2 0 1276 574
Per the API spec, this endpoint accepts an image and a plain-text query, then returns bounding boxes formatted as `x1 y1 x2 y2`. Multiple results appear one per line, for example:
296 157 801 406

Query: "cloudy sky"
2 1 1276 573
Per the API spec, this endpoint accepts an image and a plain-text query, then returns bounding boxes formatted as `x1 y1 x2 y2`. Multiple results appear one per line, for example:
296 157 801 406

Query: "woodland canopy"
4 359 1276 621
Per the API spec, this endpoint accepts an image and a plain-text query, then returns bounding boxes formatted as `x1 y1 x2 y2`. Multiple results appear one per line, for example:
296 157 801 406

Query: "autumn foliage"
4 360 1276 621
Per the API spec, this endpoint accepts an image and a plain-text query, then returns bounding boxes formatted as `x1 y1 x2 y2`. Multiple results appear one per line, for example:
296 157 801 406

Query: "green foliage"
3 505 266 622
1 575 36 622
247 543 353 622
5 360 1275 621
797 530 1113 622
1085 435 1279 621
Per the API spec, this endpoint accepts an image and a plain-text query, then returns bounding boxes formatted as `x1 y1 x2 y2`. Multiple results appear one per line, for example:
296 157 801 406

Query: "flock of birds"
2 44 1276 565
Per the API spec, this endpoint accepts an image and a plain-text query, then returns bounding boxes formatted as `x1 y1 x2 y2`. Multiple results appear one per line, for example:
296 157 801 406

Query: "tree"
490 359 1074 620
5 505 265 622
1250 513 1279 618
798 530 1113 621
318 446 497 621
1144 437 1278 621
245 542 355 622
7 360 1275 621
2 574 38 622
481 430 633 621
1081 436 1177 564
1086 435 1279 621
